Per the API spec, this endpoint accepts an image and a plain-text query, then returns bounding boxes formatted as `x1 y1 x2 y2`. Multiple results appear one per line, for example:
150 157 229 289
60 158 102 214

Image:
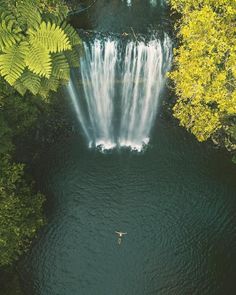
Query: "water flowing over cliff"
68 34 172 151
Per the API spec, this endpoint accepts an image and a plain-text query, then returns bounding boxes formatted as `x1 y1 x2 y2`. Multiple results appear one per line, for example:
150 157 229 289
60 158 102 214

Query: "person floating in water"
115 231 127 245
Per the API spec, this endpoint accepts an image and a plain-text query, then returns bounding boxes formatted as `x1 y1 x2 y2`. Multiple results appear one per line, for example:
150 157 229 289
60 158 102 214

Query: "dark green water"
21 118 236 295
69 0 171 34
21 1 236 294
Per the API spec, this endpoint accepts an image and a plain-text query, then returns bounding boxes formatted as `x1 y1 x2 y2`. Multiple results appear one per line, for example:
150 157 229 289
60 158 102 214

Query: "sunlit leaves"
25 41 52 78
28 21 71 53
0 42 27 85
169 0 236 146
0 0 81 98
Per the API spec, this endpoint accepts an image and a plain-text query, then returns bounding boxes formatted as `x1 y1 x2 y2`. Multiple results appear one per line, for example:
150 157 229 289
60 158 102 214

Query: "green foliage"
0 114 13 155
169 0 236 160
0 76 45 267
0 42 27 85
25 41 52 78
28 21 71 53
0 0 81 98
0 155 45 266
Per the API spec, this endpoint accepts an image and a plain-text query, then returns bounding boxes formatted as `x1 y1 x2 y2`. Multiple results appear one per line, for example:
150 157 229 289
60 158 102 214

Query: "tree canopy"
0 155 45 266
169 0 236 161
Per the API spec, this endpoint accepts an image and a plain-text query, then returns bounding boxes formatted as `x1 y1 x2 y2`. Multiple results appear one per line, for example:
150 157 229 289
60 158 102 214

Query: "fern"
38 77 59 98
61 22 81 46
0 16 21 51
13 79 27 96
16 0 42 30
28 21 71 53
0 1 81 97
51 52 70 80
42 76 59 92
25 41 52 78
20 70 41 95
65 50 80 67
0 42 27 85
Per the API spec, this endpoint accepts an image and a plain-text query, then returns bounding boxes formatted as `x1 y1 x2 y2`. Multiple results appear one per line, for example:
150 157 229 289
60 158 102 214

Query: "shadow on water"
68 0 172 34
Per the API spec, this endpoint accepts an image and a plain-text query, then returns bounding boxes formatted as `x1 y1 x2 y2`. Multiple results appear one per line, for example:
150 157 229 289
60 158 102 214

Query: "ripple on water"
21 121 236 295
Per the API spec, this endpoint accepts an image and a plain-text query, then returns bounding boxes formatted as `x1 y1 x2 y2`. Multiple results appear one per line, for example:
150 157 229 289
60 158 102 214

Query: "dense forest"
0 0 235 294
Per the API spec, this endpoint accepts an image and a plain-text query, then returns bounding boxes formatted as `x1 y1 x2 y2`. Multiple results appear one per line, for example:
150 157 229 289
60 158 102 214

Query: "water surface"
21 120 236 295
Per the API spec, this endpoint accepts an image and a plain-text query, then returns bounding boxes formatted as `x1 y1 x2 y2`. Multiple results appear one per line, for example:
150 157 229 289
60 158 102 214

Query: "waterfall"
68 34 172 151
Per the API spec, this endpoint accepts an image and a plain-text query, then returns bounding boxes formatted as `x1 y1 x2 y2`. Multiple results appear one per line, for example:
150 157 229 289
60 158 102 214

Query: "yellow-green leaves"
51 52 70 80
0 17 21 51
0 42 27 85
169 0 236 143
0 1 81 98
173 101 221 141
16 0 42 29
28 22 71 53
25 41 52 78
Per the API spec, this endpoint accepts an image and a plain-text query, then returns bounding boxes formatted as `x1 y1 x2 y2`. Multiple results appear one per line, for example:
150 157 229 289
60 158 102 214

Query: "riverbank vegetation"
0 0 81 292
169 0 236 162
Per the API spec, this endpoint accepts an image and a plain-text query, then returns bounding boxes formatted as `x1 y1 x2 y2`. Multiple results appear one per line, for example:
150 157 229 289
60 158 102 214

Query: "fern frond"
38 76 61 99
20 70 41 95
61 22 81 46
28 21 71 53
25 41 52 78
0 2 11 17
37 87 49 99
0 16 21 51
16 0 42 30
0 42 27 85
51 52 70 80
43 76 60 92
38 76 59 98
65 49 80 67
13 79 27 96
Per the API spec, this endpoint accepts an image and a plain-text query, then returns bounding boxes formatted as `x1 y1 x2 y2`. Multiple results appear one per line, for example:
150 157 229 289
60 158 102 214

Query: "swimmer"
115 231 127 244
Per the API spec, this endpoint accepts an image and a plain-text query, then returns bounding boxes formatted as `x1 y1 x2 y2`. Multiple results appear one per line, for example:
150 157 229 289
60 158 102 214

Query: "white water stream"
68 35 172 151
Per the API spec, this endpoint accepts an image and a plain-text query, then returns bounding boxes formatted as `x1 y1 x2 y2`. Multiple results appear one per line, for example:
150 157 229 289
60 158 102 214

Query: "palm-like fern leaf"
13 79 27 96
0 42 27 85
20 70 41 95
61 22 81 46
38 77 59 98
28 21 71 53
0 16 21 51
65 50 80 67
51 52 70 80
25 41 52 78
43 76 60 92
16 0 42 30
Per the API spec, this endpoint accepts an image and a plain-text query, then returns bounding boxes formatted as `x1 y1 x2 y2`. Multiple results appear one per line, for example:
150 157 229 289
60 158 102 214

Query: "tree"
0 155 45 266
0 0 81 98
169 0 236 159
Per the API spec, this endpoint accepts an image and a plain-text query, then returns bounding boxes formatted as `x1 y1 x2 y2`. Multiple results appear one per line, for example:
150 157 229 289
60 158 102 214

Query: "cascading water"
68 34 172 151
